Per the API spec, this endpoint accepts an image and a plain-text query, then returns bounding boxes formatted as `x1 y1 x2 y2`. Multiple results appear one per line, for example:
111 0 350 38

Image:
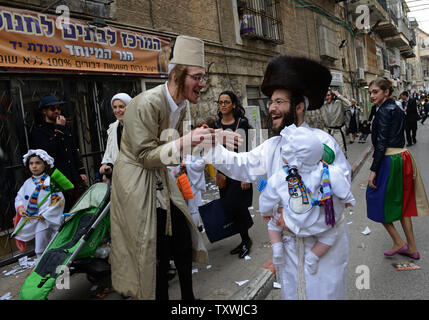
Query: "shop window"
237 0 283 45
142 79 166 91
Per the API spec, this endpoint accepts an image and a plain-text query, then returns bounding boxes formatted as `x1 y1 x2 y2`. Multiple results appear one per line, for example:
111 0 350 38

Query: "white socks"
272 242 286 265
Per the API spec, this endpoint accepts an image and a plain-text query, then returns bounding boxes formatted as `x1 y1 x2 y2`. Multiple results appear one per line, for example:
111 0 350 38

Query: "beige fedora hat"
169 35 205 68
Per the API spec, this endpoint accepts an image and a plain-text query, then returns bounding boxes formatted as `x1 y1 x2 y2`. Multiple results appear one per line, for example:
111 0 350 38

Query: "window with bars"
237 0 283 44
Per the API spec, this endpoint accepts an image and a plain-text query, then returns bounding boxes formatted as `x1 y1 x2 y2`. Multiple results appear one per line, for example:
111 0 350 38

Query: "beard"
271 107 297 135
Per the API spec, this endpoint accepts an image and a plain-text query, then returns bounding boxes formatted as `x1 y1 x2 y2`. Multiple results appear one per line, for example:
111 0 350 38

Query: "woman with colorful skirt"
366 77 429 260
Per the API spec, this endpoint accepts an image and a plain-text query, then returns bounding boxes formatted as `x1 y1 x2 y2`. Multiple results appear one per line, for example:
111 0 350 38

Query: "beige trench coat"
110 84 208 300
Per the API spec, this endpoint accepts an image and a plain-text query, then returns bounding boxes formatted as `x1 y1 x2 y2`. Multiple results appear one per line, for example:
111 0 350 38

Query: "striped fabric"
26 174 50 216
366 148 429 223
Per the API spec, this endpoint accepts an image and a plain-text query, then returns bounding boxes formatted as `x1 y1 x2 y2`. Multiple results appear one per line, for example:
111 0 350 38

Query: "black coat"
370 99 405 173
29 122 86 185
403 98 419 124
214 118 253 210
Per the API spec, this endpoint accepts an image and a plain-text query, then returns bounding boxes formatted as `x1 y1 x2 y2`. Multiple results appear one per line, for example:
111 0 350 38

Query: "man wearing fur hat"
203 55 351 299
109 35 227 300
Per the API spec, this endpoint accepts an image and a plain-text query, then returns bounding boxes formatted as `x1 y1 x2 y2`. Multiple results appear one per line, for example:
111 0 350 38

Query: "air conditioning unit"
357 68 365 80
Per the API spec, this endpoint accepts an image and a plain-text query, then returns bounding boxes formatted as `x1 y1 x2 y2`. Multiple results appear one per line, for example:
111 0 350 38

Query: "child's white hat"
280 124 323 171
23 149 54 168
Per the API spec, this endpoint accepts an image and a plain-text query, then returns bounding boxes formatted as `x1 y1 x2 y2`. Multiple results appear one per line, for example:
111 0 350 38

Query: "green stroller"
19 182 111 300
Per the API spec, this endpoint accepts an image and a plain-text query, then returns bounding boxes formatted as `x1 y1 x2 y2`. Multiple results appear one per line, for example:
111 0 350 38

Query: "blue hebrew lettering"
23 16 42 35
13 14 24 32
62 23 76 40
40 15 54 37
153 38 161 51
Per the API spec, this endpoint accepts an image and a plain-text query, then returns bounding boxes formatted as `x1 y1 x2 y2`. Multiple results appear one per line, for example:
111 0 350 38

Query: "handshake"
181 125 243 151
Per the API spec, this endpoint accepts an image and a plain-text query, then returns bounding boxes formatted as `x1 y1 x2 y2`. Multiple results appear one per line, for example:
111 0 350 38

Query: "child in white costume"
13 149 65 259
259 125 355 274
183 154 206 230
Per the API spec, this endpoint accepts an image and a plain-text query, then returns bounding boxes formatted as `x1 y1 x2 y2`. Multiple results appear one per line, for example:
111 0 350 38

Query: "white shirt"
205 122 352 223
165 82 186 129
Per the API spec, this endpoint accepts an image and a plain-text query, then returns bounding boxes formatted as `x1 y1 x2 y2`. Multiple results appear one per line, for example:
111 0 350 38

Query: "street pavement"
1 124 428 300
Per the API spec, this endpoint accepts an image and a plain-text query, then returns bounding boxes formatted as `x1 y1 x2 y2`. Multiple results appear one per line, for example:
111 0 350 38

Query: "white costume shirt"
184 154 206 216
259 163 355 245
101 120 121 166
14 175 64 242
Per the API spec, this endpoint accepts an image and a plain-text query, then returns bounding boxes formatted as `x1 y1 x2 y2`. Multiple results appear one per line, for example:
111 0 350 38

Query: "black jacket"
403 98 419 124
370 99 405 173
29 122 86 184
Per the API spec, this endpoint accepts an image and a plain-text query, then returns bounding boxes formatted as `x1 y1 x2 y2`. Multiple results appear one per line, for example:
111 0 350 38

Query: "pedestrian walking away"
366 77 429 261
400 91 419 146
345 99 361 144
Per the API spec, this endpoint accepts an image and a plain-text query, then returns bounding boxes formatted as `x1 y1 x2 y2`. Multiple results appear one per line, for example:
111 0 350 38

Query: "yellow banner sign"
0 6 171 74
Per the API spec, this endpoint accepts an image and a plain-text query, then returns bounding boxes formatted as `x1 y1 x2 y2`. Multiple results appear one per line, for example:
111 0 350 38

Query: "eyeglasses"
217 100 232 106
186 74 208 83
268 98 290 108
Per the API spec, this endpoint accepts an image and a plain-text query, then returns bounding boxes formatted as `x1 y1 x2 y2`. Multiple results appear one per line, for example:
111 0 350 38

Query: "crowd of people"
10 34 429 301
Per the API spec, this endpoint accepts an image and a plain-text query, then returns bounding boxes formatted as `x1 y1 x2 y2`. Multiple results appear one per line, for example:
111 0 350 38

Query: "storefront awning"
0 6 171 75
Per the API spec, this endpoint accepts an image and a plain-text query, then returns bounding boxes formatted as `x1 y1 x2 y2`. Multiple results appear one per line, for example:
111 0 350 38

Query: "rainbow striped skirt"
366 148 429 223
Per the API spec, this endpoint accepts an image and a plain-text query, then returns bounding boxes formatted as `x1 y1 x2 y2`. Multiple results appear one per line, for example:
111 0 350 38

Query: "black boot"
230 242 244 255
238 239 252 259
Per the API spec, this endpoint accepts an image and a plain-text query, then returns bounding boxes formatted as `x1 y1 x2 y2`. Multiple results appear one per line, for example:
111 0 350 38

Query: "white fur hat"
23 149 54 168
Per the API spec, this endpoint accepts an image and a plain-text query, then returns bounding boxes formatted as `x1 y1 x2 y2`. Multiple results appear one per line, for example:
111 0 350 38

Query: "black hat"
39 93 65 109
261 55 332 111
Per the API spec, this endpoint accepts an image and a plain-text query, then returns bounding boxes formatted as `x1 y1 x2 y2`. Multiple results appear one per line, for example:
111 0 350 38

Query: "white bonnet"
111 93 132 108
280 124 323 171
23 149 54 168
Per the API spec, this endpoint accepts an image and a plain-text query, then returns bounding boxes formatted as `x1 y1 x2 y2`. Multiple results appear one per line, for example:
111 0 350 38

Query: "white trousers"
276 220 349 300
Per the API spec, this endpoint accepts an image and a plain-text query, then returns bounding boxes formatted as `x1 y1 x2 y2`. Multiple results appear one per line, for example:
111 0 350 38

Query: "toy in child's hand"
173 169 194 200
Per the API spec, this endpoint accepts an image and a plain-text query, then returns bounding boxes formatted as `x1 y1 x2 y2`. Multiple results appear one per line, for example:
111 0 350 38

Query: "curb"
231 144 374 300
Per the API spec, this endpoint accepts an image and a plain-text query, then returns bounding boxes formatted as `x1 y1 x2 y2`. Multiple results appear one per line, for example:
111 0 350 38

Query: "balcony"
347 0 390 26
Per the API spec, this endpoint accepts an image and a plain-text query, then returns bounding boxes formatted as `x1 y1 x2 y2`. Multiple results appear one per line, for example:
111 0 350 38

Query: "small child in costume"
13 149 65 259
182 154 206 231
259 125 355 274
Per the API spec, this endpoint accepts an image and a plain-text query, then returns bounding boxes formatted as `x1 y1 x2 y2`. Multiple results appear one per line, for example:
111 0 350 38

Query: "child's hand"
18 206 27 217
35 215 45 222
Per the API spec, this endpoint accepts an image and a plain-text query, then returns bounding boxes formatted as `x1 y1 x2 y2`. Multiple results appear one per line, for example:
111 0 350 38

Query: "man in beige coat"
110 35 213 300
319 89 351 158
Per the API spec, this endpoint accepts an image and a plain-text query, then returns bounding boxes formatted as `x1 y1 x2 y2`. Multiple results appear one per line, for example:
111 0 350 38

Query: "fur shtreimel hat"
261 55 332 111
